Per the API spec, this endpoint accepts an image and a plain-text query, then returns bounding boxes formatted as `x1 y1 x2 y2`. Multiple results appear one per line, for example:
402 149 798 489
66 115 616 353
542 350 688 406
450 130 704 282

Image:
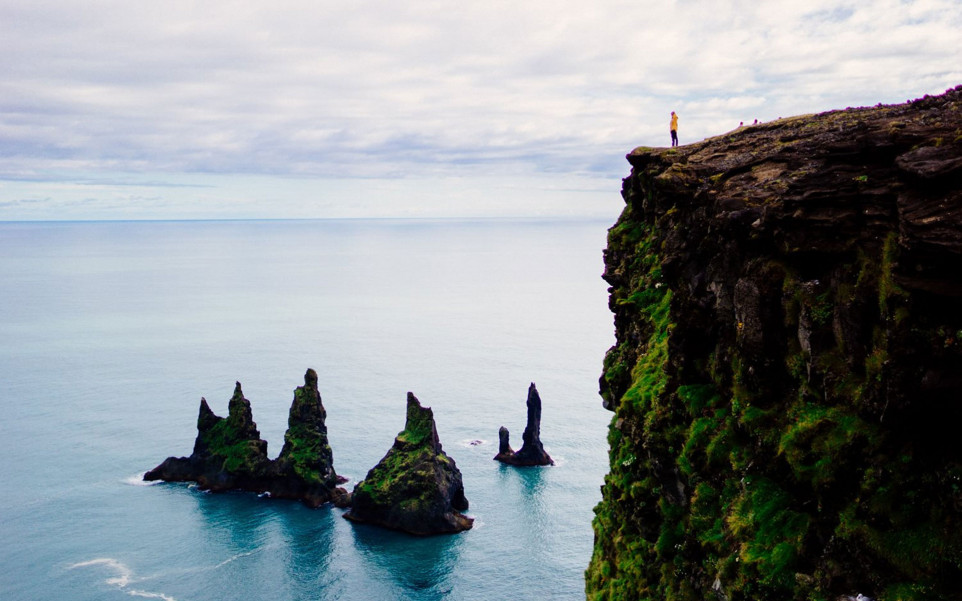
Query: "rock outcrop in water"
344 392 472 535
586 87 962 601
144 369 348 507
494 382 554 466
270 368 348 506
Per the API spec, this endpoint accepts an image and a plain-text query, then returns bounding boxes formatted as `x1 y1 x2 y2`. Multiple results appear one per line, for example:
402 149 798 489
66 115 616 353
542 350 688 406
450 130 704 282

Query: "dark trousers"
670 130 678 146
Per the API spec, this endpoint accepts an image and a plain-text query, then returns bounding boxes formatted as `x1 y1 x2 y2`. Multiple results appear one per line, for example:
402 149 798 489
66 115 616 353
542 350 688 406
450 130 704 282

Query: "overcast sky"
1 0 960 220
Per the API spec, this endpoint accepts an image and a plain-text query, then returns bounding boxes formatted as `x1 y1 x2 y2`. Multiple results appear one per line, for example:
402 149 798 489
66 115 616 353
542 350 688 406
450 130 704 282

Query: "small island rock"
145 369 348 507
344 392 472 535
145 381 272 491
270 368 348 506
494 383 554 466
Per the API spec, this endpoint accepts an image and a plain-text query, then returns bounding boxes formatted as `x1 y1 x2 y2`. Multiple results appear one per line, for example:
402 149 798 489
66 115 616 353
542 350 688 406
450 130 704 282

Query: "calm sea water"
0 218 614 601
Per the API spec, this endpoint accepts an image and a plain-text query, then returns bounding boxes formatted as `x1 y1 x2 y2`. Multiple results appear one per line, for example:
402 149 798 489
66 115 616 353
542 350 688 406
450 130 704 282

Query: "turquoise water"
0 218 614 600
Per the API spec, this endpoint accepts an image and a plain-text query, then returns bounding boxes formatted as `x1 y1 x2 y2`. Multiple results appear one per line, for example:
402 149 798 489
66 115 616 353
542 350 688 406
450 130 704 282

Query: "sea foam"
68 558 176 601
123 472 161 486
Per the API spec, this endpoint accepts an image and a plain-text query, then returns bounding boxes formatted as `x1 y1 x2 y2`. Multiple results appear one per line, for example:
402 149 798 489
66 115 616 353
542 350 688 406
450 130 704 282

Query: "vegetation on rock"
345 392 472 535
145 369 347 507
587 87 962 601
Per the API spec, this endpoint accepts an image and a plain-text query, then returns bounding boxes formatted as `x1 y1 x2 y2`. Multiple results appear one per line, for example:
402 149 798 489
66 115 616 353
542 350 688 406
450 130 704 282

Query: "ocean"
0 218 614 601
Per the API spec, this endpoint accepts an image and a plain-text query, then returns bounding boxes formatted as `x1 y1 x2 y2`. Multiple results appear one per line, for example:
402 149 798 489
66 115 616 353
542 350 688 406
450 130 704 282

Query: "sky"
1 0 960 221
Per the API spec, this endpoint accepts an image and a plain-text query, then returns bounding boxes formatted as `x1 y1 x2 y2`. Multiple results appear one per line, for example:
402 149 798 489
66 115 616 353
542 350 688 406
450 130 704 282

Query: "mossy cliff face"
345 392 473 535
586 87 962 601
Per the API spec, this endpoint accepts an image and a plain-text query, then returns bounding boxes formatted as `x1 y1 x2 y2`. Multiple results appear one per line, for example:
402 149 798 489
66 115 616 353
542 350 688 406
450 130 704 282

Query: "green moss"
588 219 674 600
878 232 907 318
727 477 810 591
677 384 719 415
199 418 264 474
352 395 460 519
279 385 334 485
810 290 834 326
397 395 436 446
355 445 448 511
777 403 878 488
283 430 329 484
621 289 671 418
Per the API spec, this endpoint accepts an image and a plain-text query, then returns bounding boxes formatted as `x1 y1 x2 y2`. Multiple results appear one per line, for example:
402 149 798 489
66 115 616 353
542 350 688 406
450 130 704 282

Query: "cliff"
145 369 348 507
586 87 962 601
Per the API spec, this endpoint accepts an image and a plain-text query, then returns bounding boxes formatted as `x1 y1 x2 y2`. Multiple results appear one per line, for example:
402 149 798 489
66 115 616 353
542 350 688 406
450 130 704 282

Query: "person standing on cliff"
670 111 679 146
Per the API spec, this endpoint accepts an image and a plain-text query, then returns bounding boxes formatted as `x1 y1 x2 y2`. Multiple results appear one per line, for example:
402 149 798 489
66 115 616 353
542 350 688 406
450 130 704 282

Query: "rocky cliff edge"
587 86 962 601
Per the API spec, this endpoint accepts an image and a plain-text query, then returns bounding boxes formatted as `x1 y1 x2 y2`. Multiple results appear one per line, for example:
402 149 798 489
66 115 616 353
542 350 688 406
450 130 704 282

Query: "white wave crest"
124 473 161 486
69 558 176 601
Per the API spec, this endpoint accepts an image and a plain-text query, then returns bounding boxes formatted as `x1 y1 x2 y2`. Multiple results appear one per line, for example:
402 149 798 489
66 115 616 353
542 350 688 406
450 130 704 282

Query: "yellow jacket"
670 113 678 131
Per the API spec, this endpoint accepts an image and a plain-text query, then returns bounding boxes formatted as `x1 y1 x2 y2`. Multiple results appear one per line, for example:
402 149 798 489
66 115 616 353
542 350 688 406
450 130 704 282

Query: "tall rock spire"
494 383 554 466
145 369 347 507
345 392 472 535
272 368 344 506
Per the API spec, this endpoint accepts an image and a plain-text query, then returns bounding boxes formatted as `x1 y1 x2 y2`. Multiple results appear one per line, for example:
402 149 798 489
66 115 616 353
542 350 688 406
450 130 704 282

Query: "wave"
123 472 161 486
68 558 176 601
210 549 261 571
467 516 485 529
459 438 488 447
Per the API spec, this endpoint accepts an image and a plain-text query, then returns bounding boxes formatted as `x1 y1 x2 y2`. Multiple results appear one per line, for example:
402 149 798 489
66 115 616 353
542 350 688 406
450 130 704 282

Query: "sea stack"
270 368 348 507
344 392 472 535
494 383 554 466
145 381 272 491
144 369 348 507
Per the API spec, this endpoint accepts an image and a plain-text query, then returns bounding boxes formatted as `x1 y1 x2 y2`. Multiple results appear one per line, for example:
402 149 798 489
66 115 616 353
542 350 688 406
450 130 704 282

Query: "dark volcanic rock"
344 392 472 535
145 369 348 507
270 368 345 507
494 383 554 466
495 426 513 457
587 87 962 601
145 382 272 491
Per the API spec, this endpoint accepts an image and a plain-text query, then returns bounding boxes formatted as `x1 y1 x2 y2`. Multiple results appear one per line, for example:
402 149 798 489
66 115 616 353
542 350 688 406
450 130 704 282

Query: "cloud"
0 0 960 218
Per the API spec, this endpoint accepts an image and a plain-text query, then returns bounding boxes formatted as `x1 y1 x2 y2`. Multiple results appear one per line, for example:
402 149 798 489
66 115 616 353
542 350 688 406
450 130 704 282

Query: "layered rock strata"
586 87 962 601
494 382 554 466
144 369 348 507
344 392 472 535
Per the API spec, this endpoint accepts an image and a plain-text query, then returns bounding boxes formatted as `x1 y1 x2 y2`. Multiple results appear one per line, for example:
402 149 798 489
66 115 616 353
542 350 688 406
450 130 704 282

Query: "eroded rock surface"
494 383 554 466
145 369 348 507
344 392 472 535
587 87 962 601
